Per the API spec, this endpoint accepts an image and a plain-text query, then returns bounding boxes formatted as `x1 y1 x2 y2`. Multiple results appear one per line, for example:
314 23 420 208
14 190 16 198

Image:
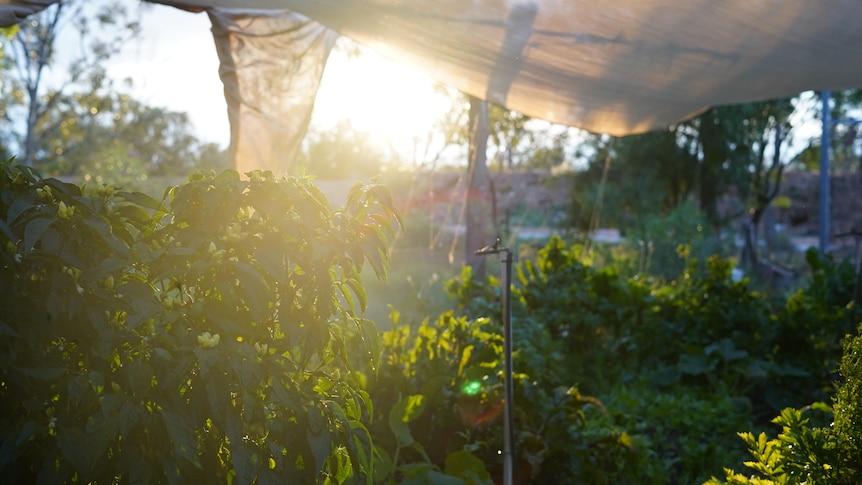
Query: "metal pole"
475 239 515 485
820 90 831 253
500 248 514 485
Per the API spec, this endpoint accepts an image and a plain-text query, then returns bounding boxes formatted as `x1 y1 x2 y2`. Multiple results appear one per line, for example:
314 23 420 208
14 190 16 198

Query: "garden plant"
0 160 399 483
2 158 862 484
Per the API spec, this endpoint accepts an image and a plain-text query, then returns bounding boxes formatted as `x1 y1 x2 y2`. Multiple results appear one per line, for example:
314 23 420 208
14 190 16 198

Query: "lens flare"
461 380 482 396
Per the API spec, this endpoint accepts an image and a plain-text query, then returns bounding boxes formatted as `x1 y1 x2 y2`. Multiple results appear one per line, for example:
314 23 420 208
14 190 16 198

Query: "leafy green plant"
689 289 862 485
607 386 752 485
367 305 658 484
442 234 862 482
0 160 399 483
704 404 840 485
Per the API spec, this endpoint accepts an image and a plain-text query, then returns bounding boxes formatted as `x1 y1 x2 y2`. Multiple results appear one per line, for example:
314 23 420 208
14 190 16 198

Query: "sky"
105 3 454 161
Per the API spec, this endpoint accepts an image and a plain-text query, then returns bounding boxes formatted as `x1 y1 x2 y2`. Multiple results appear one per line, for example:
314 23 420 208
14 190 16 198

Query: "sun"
311 42 455 159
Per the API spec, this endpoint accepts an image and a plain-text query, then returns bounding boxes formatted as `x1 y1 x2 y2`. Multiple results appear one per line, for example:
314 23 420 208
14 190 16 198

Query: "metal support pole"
475 239 515 485
500 248 514 485
820 90 831 253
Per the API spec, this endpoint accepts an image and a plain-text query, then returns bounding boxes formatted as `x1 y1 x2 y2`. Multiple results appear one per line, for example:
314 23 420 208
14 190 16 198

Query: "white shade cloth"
3 0 862 173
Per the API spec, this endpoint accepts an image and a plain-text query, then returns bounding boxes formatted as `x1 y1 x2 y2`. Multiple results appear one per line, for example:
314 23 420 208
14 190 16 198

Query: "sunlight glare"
311 44 453 158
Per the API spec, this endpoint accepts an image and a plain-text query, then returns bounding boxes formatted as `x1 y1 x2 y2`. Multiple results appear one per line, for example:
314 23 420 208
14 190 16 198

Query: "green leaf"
426 470 466 485
229 441 258 485
130 455 154 485
120 401 143 438
353 317 379 374
7 198 32 225
116 190 167 212
0 321 19 337
16 367 66 381
58 427 98 476
124 360 153 398
617 431 634 447
43 178 82 199
307 406 333 475
0 218 15 242
254 235 288 285
161 411 201 468
23 215 52 250
80 214 127 255
213 169 242 185
400 469 464 485
15 421 39 447
444 451 491 483
114 204 154 226
705 338 748 362
67 374 89 408
373 445 394 482
345 277 367 314
388 395 425 447
226 260 271 321
677 352 715 375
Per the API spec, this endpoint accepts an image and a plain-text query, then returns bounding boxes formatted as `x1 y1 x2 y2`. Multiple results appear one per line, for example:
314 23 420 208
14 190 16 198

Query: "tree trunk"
465 96 491 279
696 108 740 227
24 86 39 167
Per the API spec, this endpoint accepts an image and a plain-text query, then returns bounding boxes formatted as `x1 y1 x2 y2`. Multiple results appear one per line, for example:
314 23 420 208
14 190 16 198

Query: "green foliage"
635 202 725 280
706 308 862 484
607 387 752 484
570 128 697 232
2 0 143 167
438 235 861 482
0 159 400 483
570 97 798 231
833 325 862 473
298 121 395 179
4 155 861 484
368 310 656 484
705 404 843 485
514 236 642 389
37 87 228 187
369 312 502 482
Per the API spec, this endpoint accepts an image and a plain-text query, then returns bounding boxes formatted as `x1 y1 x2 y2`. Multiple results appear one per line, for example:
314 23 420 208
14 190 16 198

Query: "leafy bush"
706 323 862 484
3 157 859 484
367 310 659 484
606 386 752 485
441 235 859 483
0 161 399 483
627 201 725 281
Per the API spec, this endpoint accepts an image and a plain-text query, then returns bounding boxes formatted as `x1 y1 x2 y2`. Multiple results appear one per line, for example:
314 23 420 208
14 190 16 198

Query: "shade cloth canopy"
2 0 862 173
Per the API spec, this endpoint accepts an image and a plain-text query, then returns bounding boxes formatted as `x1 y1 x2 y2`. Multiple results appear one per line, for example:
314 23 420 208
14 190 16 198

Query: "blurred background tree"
0 0 228 191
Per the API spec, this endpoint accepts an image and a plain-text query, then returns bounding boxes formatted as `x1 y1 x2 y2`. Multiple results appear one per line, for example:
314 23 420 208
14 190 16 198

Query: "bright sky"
107 4 454 162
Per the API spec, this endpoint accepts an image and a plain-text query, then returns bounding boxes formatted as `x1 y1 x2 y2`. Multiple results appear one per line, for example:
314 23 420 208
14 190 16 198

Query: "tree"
571 126 699 233
572 96 801 240
297 119 396 179
464 96 491 278
18 75 227 190
3 0 140 167
736 100 794 267
487 104 531 171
